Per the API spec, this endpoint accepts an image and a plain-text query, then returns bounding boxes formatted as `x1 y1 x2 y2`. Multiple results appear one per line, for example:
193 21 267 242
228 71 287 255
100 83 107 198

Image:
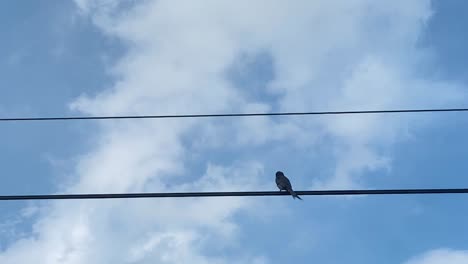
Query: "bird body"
275 171 302 200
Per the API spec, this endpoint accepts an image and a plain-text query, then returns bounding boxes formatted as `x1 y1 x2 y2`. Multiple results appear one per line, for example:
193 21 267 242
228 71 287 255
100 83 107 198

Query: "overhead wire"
1 107 468 122
2 188 468 201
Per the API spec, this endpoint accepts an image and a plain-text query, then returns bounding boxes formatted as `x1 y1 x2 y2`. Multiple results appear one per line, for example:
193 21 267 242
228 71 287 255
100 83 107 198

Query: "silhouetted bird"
275 171 302 200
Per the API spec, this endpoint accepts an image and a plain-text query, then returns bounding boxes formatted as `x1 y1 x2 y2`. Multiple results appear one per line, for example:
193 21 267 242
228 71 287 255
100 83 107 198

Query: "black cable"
1 108 468 122
2 188 468 201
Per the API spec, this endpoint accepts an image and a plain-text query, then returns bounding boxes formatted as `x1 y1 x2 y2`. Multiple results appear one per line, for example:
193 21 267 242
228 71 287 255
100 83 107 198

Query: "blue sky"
1 1 468 263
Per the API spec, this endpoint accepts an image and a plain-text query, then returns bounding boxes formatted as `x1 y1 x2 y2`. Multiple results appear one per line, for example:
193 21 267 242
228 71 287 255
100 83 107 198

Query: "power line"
2 188 468 201
1 107 468 122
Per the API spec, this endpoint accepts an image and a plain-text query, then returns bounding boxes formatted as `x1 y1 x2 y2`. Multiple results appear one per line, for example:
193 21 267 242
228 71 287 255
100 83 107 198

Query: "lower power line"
1 188 468 201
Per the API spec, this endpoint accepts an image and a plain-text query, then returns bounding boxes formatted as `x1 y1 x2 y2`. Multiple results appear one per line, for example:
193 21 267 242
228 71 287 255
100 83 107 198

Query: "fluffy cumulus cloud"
0 0 465 263
404 249 468 264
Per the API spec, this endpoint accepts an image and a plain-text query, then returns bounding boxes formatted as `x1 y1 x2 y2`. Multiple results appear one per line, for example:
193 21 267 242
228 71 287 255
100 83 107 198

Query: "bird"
275 171 302 200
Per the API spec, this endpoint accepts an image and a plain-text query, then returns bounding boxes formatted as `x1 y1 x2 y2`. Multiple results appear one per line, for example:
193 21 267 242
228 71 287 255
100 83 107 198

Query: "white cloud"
0 0 466 263
404 249 468 264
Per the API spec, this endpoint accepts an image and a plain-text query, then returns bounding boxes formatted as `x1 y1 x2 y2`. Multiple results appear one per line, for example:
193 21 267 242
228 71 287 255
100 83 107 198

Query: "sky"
1 0 468 263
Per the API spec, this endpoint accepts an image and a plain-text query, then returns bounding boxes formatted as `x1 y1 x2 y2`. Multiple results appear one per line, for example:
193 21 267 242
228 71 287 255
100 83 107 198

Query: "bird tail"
288 189 303 200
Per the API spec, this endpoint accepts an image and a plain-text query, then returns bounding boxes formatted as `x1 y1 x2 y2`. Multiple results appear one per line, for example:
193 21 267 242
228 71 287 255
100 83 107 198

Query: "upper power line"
1 108 468 122
2 188 468 201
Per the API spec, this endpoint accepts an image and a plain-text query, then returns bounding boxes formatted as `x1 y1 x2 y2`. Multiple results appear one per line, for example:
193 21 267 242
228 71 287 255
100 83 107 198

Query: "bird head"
275 171 284 178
